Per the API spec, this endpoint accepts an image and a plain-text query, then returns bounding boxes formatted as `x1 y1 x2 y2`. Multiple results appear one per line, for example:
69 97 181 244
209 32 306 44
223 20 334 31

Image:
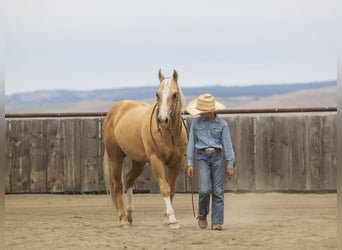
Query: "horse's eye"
172 93 177 100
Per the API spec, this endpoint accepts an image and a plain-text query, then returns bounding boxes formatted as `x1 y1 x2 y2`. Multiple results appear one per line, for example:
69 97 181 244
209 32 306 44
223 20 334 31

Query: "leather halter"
149 90 188 157
152 90 184 147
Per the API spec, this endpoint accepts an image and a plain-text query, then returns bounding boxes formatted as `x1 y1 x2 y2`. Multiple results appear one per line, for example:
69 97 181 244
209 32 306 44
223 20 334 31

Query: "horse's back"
105 100 149 123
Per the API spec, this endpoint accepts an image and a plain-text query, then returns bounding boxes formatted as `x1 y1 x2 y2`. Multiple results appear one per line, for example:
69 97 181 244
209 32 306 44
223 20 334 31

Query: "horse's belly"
114 105 150 162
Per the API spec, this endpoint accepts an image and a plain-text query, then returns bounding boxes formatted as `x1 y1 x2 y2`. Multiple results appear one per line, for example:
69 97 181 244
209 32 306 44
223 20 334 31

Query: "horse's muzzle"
157 116 170 126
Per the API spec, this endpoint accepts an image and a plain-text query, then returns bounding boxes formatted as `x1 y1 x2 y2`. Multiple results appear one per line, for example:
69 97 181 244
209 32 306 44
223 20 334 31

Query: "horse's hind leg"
108 154 131 227
124 160 146 223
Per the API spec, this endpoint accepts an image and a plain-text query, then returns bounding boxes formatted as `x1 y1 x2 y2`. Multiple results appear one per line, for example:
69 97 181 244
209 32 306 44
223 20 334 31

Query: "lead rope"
182 117 195 217
181 116 195 218
190 175 196 217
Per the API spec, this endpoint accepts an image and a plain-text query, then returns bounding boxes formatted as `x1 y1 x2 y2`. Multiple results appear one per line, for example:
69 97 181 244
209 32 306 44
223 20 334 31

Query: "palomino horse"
103 69 187 229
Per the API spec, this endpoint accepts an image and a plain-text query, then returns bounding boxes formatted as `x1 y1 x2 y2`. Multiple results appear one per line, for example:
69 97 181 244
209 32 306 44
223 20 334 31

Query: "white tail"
103 149 113 196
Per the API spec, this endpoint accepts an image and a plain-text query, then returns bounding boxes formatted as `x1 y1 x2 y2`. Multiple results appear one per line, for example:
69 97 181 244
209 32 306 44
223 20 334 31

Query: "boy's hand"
226 169 234 180
187 166 194 177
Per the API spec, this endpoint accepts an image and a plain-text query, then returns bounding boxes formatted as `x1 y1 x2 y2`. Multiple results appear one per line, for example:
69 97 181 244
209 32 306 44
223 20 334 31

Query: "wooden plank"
80 119 101 192
255 116 273 191
287 116 306 190
29 120 48 192
256 116 290 191
8 120 31 193
63 119 82 193
5 121 11 193
46 119 65 193
304 115 323 190
225 116 255 191
98 118 106 192
320 114 337 190
270 116 289 190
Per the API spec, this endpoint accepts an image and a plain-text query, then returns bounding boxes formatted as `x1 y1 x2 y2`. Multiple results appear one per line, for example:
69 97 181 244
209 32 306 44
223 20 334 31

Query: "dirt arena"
5 192 336 250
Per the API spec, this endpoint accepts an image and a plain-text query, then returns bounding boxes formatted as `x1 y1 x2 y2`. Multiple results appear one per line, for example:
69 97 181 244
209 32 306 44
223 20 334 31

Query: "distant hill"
231 86 337 109
5 80 337 113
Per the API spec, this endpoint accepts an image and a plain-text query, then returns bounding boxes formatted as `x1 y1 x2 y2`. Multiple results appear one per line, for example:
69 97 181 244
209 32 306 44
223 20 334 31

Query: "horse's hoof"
168 222 181 229
163 216 169 225
120 224 131 229
120 221 131 228
127 209 133 223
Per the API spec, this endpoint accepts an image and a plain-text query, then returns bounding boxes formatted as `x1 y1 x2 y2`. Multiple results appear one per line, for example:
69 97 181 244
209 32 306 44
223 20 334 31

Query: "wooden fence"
4 112 337 194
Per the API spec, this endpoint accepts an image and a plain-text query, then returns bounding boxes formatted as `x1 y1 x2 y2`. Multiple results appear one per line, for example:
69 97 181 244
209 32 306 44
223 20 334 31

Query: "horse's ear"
172 70 178 82
158 69 165 82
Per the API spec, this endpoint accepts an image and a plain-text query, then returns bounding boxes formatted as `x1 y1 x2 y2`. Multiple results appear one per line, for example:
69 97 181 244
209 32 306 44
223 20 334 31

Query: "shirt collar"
200 113 218 122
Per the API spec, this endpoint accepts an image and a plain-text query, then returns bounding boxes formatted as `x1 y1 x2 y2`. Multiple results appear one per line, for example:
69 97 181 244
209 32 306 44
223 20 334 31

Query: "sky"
5 0 337 95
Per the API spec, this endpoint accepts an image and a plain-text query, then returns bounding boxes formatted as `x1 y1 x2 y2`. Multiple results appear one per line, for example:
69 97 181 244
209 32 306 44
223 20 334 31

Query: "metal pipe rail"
5 107 337 118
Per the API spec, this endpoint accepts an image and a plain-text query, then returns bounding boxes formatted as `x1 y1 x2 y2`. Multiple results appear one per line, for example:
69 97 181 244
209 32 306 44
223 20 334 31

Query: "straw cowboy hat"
186 93 226 115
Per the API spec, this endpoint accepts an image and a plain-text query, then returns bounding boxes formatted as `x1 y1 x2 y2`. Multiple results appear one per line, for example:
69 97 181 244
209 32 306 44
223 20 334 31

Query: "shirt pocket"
210 126 221 139
196 126 208 137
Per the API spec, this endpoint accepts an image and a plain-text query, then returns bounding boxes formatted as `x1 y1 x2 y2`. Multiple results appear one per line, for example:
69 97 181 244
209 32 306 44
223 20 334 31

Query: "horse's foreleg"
150 155 180 229
167 163 182 202
165 161 182 226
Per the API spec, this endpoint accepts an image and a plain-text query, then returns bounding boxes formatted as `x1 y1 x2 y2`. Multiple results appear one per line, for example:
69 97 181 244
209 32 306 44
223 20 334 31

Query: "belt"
198 147 221 154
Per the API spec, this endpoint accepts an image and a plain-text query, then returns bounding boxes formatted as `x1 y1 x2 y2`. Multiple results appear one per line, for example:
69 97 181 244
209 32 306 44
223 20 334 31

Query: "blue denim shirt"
187 115 235 169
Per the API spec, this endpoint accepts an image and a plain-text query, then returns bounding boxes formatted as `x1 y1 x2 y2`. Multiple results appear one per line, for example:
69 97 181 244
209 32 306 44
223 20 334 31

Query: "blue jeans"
197 150 225 225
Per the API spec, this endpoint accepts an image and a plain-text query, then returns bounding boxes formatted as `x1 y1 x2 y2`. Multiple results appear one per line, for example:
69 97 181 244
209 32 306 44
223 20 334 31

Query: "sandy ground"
5 193 337 250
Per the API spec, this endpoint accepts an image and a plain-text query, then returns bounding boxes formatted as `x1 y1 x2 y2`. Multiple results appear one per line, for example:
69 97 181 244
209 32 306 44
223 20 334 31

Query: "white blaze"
159 79 171 120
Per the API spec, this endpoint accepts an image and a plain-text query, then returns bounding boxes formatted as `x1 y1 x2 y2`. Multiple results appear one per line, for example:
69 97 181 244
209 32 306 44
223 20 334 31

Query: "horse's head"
155 69 184 127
